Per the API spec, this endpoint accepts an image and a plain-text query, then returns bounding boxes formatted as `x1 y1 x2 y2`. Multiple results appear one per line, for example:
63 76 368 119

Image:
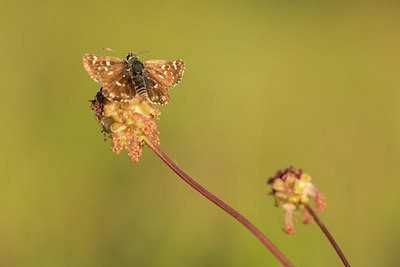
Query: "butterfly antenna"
103 47 125 54
136 50 149 55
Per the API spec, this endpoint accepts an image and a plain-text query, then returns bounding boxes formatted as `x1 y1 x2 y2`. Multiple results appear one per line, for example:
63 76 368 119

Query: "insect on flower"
83 48 185 104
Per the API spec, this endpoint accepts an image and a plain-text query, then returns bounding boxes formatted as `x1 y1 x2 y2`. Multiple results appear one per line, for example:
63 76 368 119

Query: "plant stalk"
144 137 294 267
305 204 350 267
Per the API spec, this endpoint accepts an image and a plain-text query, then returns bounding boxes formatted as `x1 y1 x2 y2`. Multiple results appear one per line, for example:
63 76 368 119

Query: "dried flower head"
90 88 160 161
268 166 327 234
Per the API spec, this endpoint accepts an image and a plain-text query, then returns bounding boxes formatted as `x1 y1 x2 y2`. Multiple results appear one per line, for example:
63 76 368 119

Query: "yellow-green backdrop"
1 0 399 266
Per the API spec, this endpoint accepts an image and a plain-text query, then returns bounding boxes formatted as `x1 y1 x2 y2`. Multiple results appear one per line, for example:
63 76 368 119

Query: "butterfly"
82 50 185 105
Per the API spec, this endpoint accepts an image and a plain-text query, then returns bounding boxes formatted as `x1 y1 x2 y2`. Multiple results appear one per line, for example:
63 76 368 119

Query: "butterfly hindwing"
144 71 170 105
103 73 136 102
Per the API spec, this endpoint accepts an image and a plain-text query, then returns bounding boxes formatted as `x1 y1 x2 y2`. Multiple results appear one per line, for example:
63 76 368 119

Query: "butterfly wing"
82 54 136 102
143 71 170 105
143 60 185 105
82 54 126 83
103 73 136 102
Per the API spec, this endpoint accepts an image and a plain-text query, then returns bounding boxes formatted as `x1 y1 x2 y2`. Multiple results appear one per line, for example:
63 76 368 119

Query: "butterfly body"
83 51 185 104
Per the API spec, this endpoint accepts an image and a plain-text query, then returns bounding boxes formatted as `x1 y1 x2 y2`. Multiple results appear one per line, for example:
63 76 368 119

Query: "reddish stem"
305 204 350 267
144 137 294 267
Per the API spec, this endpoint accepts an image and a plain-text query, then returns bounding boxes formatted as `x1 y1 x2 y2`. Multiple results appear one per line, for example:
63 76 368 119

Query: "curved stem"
305 204 350 267
144 137 294 267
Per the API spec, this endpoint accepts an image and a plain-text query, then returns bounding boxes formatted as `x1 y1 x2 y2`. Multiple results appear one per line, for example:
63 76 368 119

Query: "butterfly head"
126 52 139 61
126 50 148 60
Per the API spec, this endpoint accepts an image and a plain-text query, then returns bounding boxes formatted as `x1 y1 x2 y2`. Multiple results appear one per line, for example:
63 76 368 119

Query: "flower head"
90 88 160 161
268 166 326 234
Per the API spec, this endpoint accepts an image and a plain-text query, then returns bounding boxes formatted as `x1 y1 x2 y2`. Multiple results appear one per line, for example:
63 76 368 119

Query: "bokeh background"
1 0 399 266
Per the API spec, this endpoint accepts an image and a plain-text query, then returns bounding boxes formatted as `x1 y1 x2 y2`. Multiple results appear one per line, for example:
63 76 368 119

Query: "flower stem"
304 204 350 267
144 137 294 267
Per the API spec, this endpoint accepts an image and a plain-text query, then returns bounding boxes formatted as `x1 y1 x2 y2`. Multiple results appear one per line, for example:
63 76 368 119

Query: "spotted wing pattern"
82 54 136 102
143 60 185 105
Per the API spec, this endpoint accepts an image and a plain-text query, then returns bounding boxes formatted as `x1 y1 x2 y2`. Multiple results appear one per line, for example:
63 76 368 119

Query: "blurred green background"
1 0 399 266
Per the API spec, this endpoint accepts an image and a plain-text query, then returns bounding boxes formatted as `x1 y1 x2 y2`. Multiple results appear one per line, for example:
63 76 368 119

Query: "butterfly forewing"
143 60 185 104
82 54 126 83
144 60 185 87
